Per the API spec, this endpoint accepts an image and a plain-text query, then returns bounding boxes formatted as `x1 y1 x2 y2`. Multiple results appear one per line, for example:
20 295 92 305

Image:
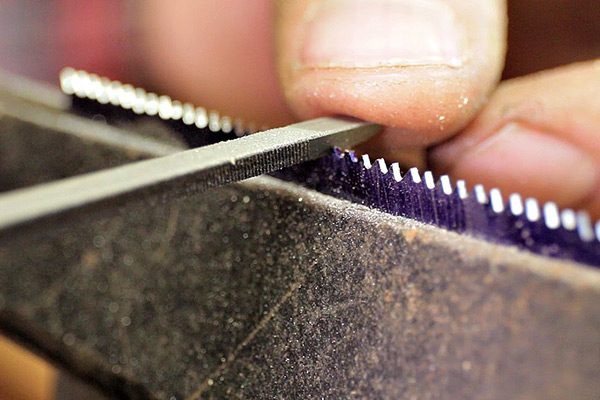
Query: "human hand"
140 0 600 217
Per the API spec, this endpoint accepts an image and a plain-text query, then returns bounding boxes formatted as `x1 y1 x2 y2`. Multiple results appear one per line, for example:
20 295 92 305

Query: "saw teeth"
375 158 388 174
474 184 488 204
424 171 435 190
489 188 504 213
543 202 561 230
361 154 372 169
390 163 402 182
408 168 421 184
525 198 541 222
59 67 259 136
276 149 600 266
577 212 595 242
509 193 524 216
456 180 468 199
61 68 600 265
560 209 577 230
440 175 453 195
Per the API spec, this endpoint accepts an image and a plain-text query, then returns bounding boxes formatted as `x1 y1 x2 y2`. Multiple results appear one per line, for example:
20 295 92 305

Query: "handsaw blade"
60 68 600 267
276 150 600 267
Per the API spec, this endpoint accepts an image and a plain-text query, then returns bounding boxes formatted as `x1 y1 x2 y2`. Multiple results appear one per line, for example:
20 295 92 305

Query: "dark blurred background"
0 1 139 85
1 0 599 87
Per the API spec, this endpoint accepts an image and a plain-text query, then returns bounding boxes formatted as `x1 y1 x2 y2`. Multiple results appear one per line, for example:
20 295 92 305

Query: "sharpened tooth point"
195 107 208 128
171 100 183 120
233 119 246 136
424 171 435 189
474 185 488 204
157 95 172 119
59 67 76 94
361 154 372 169
144 93 159 115
208 111 221 132
221 116 233 133
490 188 504 213
409 168 421 183
543 202 560 229
391 163 402 182
132 88 146 114
456 180 468 199
108 81 121 106
376 159 388 174
509 193 524 216
440 175 452 195
525 198 540 222
120 84 136 109
97 77 111 104
577 211 595 242
182 103 195 125
561 209 577 230
74 70 90 98
86 73 101 99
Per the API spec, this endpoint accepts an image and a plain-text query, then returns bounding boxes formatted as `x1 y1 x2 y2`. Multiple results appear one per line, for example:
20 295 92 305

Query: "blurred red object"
0 0 135 84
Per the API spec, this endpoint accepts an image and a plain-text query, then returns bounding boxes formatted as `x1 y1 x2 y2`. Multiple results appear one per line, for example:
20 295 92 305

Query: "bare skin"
140 0 600 217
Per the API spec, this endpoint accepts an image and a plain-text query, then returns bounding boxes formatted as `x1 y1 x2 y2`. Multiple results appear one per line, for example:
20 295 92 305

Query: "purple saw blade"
61 68 600 268
275 149 600 268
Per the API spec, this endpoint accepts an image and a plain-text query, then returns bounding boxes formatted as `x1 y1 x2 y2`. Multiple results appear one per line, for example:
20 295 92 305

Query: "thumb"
275 0 507 147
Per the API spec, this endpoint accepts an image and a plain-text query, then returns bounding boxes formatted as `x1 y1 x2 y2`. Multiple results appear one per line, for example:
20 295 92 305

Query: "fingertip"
430 61 600 218
275 0 507 145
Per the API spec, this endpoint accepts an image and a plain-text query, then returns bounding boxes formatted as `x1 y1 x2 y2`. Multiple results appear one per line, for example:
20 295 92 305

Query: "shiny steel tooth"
86 73 101 100
220 116 233 134
132 88 146 114
424 171 435 190
195 107 208 129
158 95 173 119
74 70 89 98
361 154 372 169
408 167 421 183
440 175 452 195
577 211 595 242
119 84 136 109
60 67 75 94
474 184 488 204
171 100 183 120
144 93 159 116
543 202 560 229
376 159 388 174
560 209 577 230
60 67 259 136
182 103 195 125
509 193 524 216
390 163 402 182
490 188 504 213
97 77 111 104
208 111 221 132
456 180 468 199
107 81 121 106
233 119 246 137
525 198 541 222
